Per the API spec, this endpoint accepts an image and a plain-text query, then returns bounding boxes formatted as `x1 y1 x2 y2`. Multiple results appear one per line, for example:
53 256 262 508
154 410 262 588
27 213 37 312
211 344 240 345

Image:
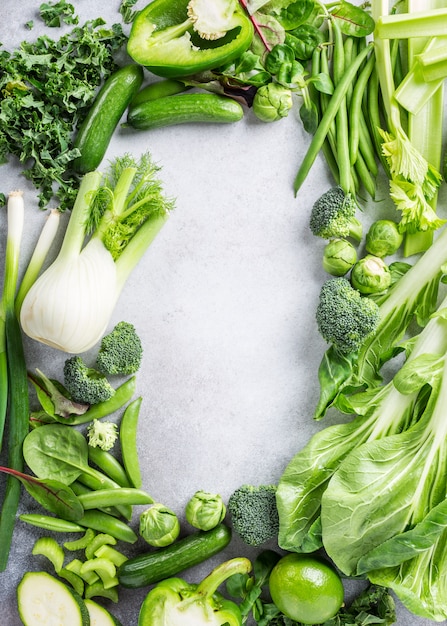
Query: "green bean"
331 19 351 193
349 51 376 166
88 446 131 488
354 151 377 199
77 510 138 544
358 120 379 177
367 66 390 175
67 376 137 425
19 514 84 533
309 46 340 184
120 397 143 489
78 488 153 511
294 42 374 195
319 46 338 161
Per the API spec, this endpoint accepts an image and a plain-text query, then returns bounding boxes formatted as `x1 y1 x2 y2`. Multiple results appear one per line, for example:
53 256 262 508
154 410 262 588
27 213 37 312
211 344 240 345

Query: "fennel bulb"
20 238 117 353
19 153 173 353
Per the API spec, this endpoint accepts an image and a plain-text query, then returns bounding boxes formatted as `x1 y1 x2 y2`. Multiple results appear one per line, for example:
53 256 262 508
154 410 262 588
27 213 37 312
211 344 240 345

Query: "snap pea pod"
87 446 131 488
78 488 153 510
127 93 244 130
77 510 138 544
66 376 137 425
120 397 143 489
19 514 84 533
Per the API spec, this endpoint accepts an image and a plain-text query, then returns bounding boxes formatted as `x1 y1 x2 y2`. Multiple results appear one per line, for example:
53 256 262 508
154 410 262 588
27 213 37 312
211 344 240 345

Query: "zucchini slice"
85 599 123 626
17 571 90 626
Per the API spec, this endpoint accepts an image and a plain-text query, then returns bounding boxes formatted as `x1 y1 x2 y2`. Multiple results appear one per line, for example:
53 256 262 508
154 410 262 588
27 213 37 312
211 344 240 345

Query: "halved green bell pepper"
127 0 254 78
138 557 251 625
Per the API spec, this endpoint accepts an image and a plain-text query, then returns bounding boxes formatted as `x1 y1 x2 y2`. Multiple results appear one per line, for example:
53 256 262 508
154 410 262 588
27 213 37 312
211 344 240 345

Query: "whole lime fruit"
269 553 344 624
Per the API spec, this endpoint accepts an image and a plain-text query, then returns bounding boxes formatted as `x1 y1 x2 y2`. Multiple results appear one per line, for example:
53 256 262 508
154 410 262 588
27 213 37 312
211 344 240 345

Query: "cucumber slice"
84 599 123 626
17 571 89 626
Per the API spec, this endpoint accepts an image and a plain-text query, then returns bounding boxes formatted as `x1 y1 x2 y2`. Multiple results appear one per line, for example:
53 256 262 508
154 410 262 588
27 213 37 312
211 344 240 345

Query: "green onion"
0 191 30 571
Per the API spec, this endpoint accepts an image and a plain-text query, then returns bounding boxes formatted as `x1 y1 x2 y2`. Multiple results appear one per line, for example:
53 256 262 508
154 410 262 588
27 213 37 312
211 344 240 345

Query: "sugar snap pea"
77 510 138 544
120 397 143 489
19 514 84 533
87 446 131 488
78 487 153 511
67 376 137 425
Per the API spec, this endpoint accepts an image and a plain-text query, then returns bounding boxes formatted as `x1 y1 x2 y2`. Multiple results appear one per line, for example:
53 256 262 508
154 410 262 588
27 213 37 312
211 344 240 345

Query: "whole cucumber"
73 64 144 174
127 93 244 130
117 523 232 588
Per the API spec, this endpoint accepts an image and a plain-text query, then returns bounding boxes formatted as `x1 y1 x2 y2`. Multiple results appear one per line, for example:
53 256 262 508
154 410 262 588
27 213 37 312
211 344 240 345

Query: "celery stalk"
395 36 446 115
404 0 444 257
376 7 447 38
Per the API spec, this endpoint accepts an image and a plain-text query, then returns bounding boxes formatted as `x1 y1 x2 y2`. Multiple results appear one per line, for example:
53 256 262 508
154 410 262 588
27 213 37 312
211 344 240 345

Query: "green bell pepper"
127 0 254 78
138 557 251 625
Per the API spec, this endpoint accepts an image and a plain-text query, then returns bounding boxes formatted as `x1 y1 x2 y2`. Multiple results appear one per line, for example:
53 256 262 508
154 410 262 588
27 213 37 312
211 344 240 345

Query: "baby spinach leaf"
331 1 375 38
23 423 94 485
0 466 83 521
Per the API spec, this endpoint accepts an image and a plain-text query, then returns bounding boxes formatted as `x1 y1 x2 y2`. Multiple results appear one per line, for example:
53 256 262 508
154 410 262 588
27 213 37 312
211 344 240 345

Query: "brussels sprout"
351 255 391 295
322 238 357 276
185 490 226 531
365 219 403 257
252 83 293 122
139 503 180 547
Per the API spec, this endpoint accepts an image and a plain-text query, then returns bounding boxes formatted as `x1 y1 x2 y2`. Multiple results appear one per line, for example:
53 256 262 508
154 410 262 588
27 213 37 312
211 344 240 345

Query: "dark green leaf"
0 466 83 521
299 100 319 134
330 1 375 37
23 424 91 484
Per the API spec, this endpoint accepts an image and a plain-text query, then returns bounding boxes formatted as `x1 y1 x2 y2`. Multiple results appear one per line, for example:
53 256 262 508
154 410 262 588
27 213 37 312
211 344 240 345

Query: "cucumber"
73 64 144 174
84 599 123 626
127 93 244 130
17 571 89 626
117 523 232 588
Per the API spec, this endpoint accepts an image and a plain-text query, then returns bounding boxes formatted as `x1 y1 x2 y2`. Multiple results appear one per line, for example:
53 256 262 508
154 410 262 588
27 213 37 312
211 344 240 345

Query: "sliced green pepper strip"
127 0 254 77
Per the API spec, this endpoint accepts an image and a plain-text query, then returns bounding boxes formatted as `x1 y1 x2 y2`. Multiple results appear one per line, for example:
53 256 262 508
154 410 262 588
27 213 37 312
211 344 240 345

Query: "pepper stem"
196 557 252 599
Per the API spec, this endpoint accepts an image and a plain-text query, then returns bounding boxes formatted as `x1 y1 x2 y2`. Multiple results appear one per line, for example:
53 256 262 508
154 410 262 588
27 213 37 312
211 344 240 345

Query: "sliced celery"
377 7 447 38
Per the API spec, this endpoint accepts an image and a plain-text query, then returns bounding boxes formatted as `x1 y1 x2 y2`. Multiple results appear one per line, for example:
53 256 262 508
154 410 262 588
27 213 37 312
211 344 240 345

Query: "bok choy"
19 152 173 353
319 296 447 621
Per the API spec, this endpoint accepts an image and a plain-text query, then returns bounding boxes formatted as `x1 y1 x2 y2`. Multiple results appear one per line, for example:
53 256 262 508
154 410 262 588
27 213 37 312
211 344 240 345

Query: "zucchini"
85 599 123 626
117 523 232 588
17 571 89 626
73 64 144 174
127 93 244 130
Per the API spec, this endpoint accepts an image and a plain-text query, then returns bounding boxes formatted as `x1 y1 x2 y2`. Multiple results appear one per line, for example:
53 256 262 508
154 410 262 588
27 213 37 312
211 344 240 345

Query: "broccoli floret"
96 321 143 376
63 356 115 405
227 484 279 547
310 186 363 241
87 419 118 451
316 277 380 355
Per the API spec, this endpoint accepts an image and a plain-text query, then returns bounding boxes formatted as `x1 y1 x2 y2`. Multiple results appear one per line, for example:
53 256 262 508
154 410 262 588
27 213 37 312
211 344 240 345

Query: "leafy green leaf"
330 1 375 38
23 423 91 484
0 466 83 520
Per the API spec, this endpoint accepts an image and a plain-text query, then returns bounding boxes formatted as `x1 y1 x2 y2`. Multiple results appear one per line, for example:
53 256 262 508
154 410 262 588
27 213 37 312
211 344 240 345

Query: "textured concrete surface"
0 2 442 625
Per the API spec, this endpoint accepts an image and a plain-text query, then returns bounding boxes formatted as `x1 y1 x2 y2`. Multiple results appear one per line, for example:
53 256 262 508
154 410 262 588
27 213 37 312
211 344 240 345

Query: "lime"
269 553 344 624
